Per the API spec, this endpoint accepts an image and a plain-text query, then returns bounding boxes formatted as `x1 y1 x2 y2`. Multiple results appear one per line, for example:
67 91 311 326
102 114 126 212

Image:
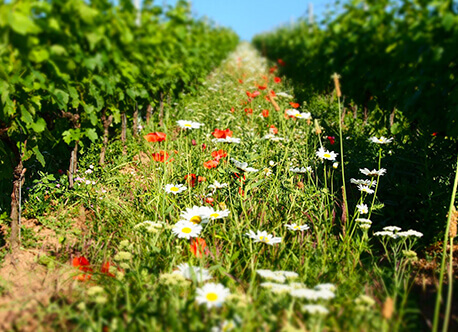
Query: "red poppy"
274 77 281 83
73 256 93 272
211 149 228 161
58 169 64 175
238 79 243 84
205 197 214 204
269 65 278 73
204 160 219 169
246 91 260 98
152 151 170 163
269 125 278 135
432 132 438 136
289 102 300 109
277 59 285 66
212 128 233 139
190 238 208 258
258 85 267 90
230 107 235 113
73 256 93 281
262 109 269 118
244 108 253 115
270 90 276 97
327 136 336 145
191 139 197 146
101 262 116 277
144 132 166 142
198 176 206 183
185 174 197 187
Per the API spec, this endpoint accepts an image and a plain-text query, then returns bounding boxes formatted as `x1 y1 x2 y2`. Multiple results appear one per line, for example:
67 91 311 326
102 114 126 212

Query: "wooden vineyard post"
100 109 113 165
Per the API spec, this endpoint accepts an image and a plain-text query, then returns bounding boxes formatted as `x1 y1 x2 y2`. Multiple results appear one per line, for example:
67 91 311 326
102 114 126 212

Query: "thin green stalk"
432 153 458 332
368 147 382 219
442 236 454 332
337 96 349 232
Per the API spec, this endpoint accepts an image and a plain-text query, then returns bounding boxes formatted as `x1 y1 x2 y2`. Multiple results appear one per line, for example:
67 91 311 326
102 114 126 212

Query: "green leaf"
32 146 46 167
9 11 41 35
30 118 47 133
29 49 49 63
85 128 98 142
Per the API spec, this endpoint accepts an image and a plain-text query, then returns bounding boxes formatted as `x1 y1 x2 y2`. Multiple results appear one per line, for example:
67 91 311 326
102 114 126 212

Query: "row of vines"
253 0 457 136
0 0 238 249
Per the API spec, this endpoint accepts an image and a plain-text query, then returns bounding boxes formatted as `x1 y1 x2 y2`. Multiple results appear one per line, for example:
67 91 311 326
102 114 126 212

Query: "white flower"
356 218 372 225
85 169 93 174
397 229 423 238
316 147 338 161
246 230 282 245
171 220 202 239
332 162 339 169
383 226 402 232
256 270 286 283
356 204 369 214
164 184 187 194
89 165 94 169
278 271 299 279
269 160 276 166
134 220 163 233
359 223 371 230
270 284 291 294
285 223 310 231
357 184 375 194
209 209 230 220
276 92 293 99
231 158 259 172
262 168 273 176
359 168 387 177
208 181 228 190
351 178 377 187
315 283 336 292
213 137 241 144
290 166 313 174
374 231 398 239
211 320 236 332
180 206 214 224
286 109 311 119
177 120 204 129
263 134 285 141
174 263 212 282
196 283 230 308
290 288 335 300
302 304 329 315
369 136 393 144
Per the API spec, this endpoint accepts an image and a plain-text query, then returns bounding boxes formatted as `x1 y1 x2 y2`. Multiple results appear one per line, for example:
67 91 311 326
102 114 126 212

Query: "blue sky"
166 0 335 41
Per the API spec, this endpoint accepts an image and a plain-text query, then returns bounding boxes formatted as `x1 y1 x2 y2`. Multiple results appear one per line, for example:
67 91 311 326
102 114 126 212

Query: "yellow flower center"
206 292 218 302
293 226 300 229
182 227 192 234
190 215 202 224
295 114 302 118
324 153 331 158
259 236 269 243
170 187 179 192
184 123 192 127
210 213 219 218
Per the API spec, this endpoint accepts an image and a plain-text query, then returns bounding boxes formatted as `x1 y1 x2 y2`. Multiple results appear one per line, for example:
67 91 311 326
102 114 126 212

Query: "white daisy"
209 209 230 220
180 206 214 224
171 220 202 239
164 184 187 194
316 147 338 161
285 223 310 231
369 136 393 144
263 134 285 141
208 181 228 190
177 120 204 129
302 304 329 315
262 168 273 176
357 184 375 194
231 158 259 172
359 168 387 177
173 263 212 282
195 283 230 308
246 230 282 245
290 166 313 174
356 203 369 214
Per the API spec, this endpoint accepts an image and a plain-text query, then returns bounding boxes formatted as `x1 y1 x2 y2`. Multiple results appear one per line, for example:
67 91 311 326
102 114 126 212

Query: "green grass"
6 43 443 331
